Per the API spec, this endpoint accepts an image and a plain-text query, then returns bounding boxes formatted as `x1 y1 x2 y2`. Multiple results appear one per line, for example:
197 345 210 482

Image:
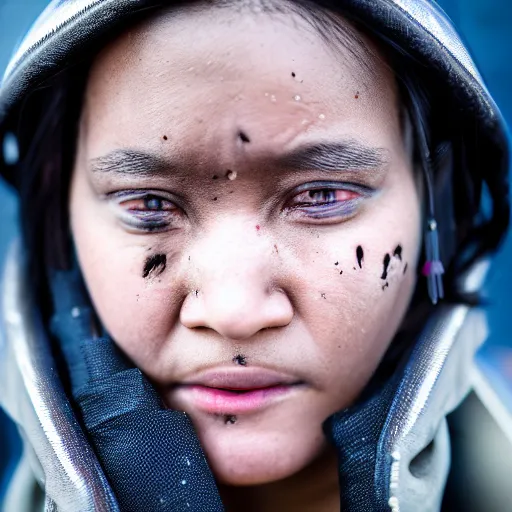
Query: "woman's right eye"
110 191 183 233
120 195 177 213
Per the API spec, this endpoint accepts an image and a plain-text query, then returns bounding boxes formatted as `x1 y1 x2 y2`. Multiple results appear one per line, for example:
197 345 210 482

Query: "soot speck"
356 246 364 268
233 354 247 366
381 254 391 280
393 245 403 261
143 254 166 279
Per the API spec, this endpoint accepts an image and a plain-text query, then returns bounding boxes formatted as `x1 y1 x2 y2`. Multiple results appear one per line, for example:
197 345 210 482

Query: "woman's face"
70 4 421 485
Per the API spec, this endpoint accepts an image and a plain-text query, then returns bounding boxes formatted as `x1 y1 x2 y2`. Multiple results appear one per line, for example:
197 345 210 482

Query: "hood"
0 1 510 511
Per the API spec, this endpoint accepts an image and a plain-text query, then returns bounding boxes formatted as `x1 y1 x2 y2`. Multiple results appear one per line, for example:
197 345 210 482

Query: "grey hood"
0 1 510 511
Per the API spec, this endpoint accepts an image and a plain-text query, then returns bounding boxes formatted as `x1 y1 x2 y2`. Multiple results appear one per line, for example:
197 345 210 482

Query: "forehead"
82 3 401 155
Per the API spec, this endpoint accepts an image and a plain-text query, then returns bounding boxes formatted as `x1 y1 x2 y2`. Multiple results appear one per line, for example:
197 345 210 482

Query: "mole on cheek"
142 254 167 279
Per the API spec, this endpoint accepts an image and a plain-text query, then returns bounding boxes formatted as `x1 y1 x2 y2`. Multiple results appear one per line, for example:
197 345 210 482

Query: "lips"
171 367 303 415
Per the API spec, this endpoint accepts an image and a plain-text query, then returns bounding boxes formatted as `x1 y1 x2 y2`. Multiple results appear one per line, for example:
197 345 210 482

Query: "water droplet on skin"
294 94 301 101
181 480 187 485
270 95 277 103
207 60 212 65
301 119 308 125
319 114 326 120
188 66 194 72
226 170 237 180
264 92 269 97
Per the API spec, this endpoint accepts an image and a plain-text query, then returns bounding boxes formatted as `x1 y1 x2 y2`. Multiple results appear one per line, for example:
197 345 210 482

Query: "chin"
192 412 327 486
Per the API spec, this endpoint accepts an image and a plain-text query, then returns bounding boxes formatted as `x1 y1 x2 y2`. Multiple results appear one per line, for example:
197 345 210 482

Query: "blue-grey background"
0 0 511 501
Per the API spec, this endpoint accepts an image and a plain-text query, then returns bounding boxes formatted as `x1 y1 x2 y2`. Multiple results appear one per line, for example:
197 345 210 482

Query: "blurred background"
0 0 511 509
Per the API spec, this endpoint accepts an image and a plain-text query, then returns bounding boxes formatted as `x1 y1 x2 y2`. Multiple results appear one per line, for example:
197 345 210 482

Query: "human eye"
284 181 374 222
109 190 184 232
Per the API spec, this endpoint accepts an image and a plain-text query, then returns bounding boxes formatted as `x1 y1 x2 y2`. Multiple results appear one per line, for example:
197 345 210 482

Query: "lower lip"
177 384 295 414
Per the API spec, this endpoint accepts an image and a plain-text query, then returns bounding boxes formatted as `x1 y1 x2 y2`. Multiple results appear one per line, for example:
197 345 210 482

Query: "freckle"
353 267 356 271
321 293 326 299
340 270 343 275
356 246 364 268
403 263 408 275
393 245 403 261
274 244 279 254
212 175 218 180
162 135 168 140
355 91 360 99
188 255 191 261
256 225 260 231
213 197 218 201
335 261 339 266
226 169 237 180
382 282 389 291
291 72 296 77
142 254 166 279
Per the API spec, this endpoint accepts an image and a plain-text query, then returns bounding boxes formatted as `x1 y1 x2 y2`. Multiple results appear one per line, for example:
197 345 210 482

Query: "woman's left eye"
284 183 372 222
290 188 360 206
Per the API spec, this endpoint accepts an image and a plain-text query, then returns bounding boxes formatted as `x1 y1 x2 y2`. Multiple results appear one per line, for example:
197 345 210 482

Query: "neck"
218 447 340 512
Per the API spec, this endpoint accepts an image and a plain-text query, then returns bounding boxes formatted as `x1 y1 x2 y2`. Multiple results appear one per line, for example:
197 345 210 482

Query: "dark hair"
10 0 509 352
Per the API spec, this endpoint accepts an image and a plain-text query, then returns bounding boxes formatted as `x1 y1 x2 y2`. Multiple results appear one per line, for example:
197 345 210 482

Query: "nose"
180 220 293 340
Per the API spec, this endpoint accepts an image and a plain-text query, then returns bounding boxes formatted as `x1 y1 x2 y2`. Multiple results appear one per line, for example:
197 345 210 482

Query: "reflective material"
3 0 102 81
0 241 119 512
376 262 490 511
390 0 481 80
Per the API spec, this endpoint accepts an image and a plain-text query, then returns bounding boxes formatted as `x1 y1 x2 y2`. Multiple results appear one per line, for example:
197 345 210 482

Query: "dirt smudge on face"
233 354 247 366
142 254 166 279
393 245 403 261
225 415 237 425
356 246 364 269
381 254 391 280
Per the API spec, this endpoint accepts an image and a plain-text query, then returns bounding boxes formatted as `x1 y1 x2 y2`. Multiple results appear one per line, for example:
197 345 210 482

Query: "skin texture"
69 4 422 510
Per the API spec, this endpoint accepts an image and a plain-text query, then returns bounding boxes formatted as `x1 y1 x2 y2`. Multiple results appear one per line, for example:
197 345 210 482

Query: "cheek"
284 197 421 407
69 171 183 363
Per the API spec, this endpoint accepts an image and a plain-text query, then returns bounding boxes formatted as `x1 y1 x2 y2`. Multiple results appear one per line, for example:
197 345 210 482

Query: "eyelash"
109 182 374 232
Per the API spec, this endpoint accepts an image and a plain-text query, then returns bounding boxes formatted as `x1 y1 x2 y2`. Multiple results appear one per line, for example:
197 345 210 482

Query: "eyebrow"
89 149 170 177
278 140 390 173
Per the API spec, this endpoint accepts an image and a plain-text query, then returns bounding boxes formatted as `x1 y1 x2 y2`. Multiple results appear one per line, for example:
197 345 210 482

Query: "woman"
0 0 509 511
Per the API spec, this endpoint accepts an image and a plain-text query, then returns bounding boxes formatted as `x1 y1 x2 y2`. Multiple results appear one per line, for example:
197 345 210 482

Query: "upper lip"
178 367 302 390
